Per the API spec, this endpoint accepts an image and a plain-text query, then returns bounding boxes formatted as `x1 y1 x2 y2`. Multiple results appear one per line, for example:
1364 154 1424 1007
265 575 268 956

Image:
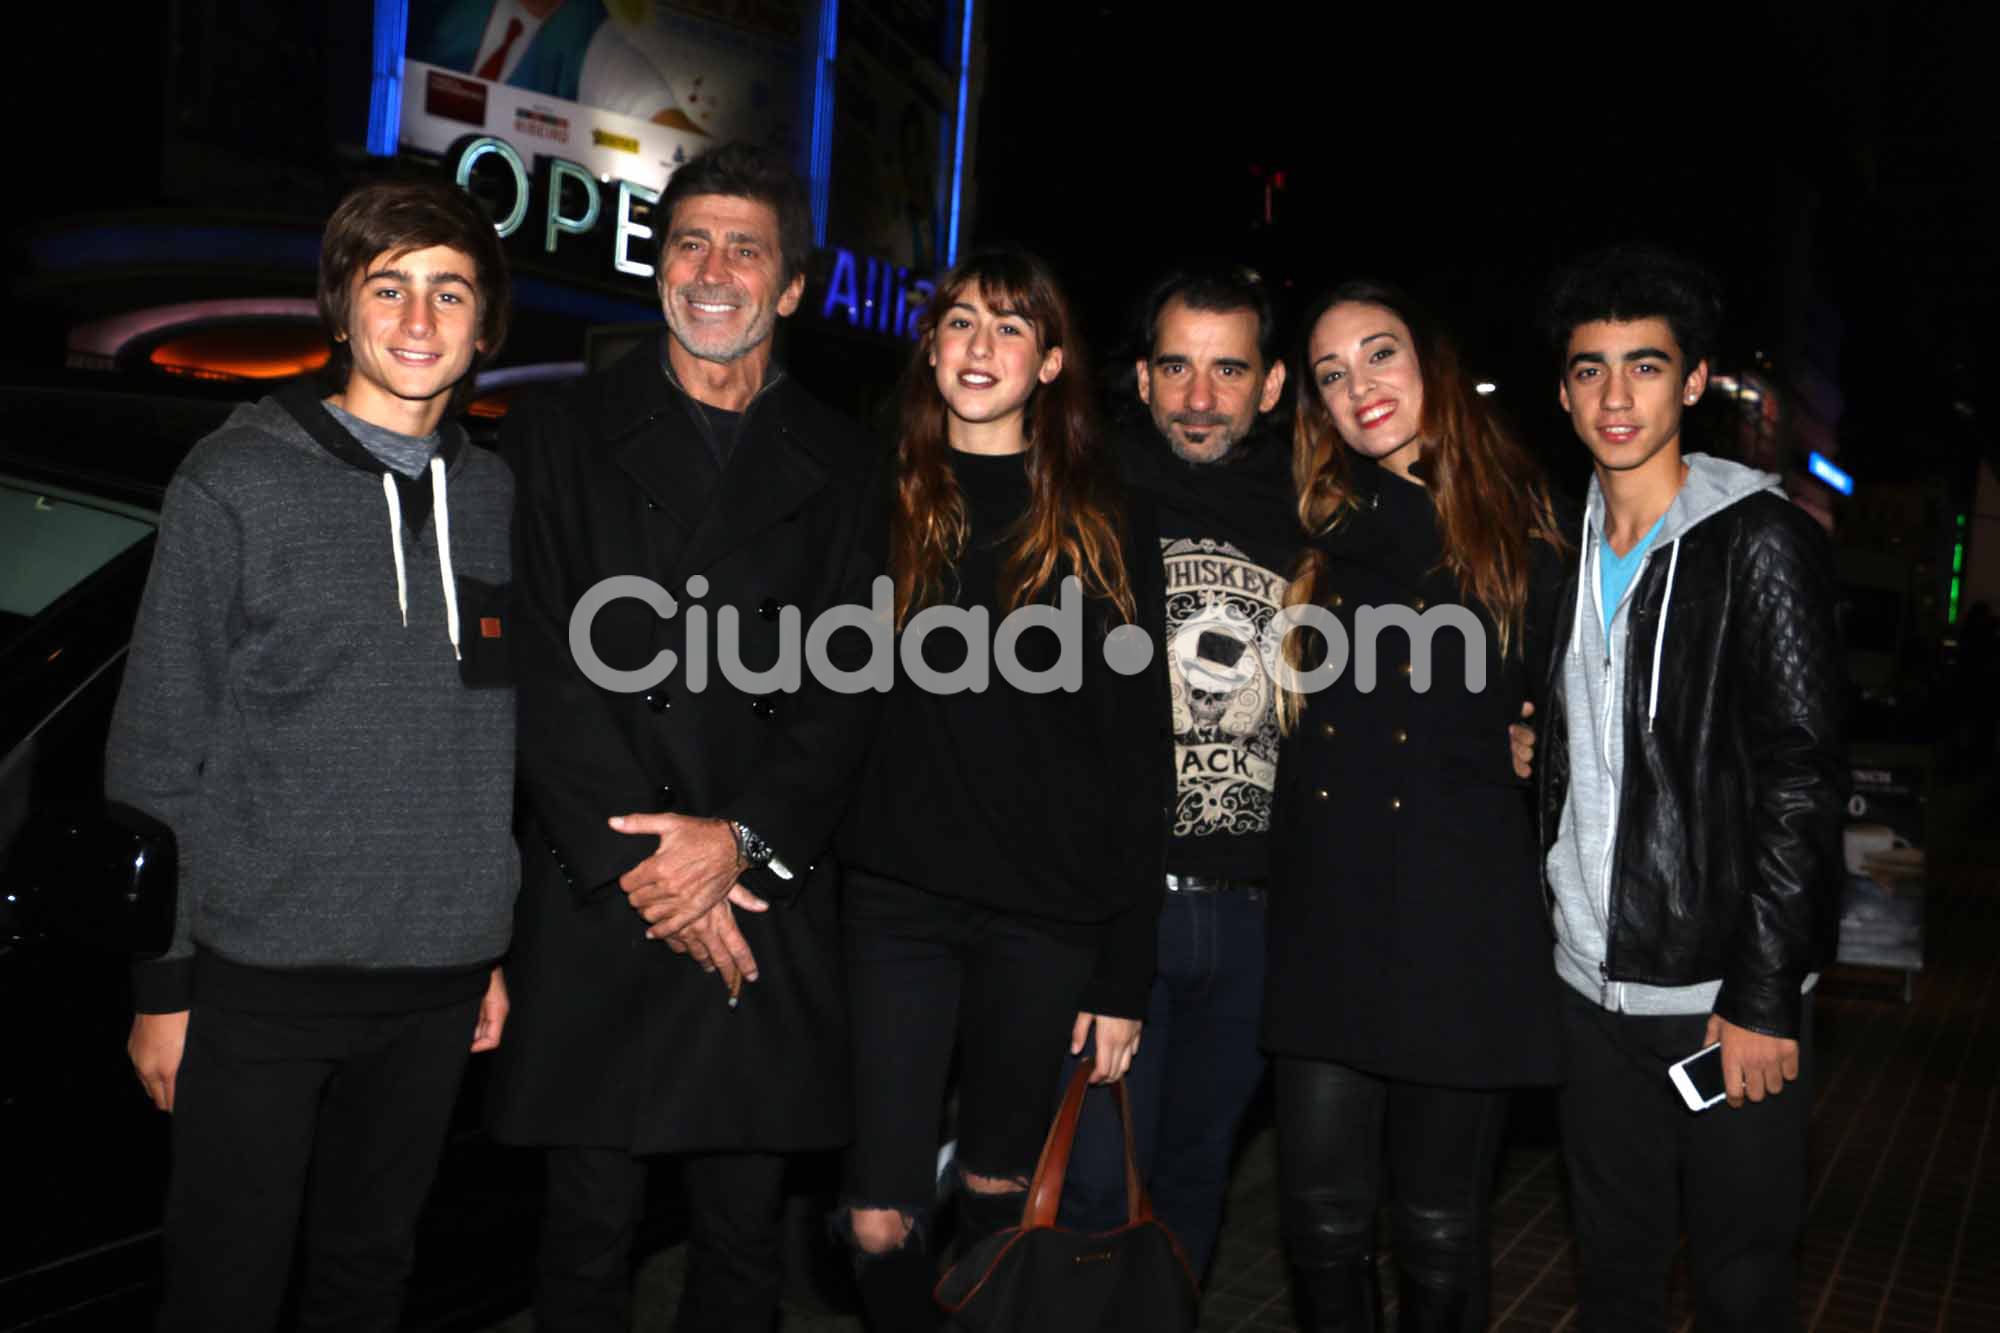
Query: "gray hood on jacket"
1546 452 1784 1015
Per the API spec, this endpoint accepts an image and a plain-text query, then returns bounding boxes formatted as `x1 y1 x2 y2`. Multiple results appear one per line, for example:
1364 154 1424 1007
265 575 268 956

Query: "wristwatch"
728 821 794 880
729 820 775 870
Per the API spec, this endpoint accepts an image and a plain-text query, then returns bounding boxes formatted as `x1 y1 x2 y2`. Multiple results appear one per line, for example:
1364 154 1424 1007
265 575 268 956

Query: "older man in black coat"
487 143 884 1333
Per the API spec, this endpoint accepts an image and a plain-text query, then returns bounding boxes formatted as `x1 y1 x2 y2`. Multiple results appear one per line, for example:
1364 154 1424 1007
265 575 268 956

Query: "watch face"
734 822 772 865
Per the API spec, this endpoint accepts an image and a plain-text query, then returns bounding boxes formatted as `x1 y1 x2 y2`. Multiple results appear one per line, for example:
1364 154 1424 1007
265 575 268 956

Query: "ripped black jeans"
1274 1058 1508 1333
839 872 1098 1330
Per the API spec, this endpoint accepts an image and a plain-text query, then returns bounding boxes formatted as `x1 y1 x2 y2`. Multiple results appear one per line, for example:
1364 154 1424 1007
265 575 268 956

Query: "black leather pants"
1274 1058 1507 1333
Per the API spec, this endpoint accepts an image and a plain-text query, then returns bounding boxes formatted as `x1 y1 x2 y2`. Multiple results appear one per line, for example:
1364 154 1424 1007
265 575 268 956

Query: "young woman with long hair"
833 249 1171 1332
1265 280 1568 1331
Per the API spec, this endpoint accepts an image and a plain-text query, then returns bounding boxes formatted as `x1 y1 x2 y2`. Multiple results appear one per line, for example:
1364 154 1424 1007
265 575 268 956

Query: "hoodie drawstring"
383 472 408 627
1646 537 1680 732
432 455 461 661
381 462 461 659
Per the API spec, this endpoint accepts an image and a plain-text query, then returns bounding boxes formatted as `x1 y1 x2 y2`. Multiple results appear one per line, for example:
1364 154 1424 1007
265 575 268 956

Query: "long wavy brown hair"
889 249 1135 628
1289 279 1566 659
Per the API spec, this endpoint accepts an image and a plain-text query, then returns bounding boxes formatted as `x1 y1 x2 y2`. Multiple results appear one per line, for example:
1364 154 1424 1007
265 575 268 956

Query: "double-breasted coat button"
751 698 776 720
643 688 671 712
1399 661 1413 677
1330 593 1345 608
1413 597 1427 610
646 498 661 512
1320 721 1337 739
1314 788 1331 801
1389 797 1403 811
758 597 782 621
1393 728 1409 744
658 785 676 808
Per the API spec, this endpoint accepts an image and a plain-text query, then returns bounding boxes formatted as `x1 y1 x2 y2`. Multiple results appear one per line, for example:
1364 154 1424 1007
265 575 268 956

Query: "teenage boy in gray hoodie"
109 180 517 1332
1535 246 1845 1332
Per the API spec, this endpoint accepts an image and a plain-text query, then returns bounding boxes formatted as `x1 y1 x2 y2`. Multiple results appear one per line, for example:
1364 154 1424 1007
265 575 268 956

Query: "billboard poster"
826 0 954 274
400 0 803 190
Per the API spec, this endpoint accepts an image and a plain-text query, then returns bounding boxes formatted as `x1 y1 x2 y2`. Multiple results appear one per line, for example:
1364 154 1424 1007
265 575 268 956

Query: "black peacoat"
1264 465 1563 1089
486 336 886 1155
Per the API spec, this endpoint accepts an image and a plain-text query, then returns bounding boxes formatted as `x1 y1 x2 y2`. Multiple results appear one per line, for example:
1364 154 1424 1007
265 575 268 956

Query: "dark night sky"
972 1 1998 484
11 2 1995 487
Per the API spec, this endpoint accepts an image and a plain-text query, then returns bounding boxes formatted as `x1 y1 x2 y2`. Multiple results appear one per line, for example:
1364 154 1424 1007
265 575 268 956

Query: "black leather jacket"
1536 491 1847 1038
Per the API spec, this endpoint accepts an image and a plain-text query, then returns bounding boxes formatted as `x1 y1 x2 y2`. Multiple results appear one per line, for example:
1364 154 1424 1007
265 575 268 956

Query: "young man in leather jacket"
1536 245 1846 1332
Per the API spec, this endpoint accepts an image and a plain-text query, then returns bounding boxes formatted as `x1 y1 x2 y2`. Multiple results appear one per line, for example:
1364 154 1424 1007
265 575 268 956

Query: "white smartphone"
1669 1042 1728 1112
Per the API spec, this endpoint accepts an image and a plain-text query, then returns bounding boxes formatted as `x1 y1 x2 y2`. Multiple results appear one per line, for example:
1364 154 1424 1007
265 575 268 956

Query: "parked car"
0 381 548 1331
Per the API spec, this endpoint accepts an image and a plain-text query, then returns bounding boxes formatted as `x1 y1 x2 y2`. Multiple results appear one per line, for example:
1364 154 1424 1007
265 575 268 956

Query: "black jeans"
1060 882 1267 1280
1558 987 1813 1333
841 872 1098 1331
1274 1058 1507 1333
535 1146 788 1333
156 996 480 1333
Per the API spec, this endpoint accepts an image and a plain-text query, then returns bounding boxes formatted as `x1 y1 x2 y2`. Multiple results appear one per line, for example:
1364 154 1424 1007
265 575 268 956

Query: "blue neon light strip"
367 0 410 156
946 0 973 266
806 0 839 247
1808 450 1854 496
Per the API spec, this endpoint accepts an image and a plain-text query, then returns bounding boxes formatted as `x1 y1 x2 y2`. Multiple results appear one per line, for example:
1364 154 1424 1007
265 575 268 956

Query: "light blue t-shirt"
1599 513 1668 636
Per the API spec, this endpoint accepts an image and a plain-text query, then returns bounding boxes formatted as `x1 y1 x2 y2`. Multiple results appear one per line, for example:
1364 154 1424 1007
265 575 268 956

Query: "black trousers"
1274 1058 1508 1333
157 996 480 1333
1558 987 1813 1333
840 873 1098 1333
535 1146 788 1333
842 873 1098 1221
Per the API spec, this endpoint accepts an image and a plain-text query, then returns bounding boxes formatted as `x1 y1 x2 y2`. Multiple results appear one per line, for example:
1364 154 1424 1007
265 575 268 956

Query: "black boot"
1393 1269 1469 1333
851 1242 942 1333
1296 1255 1379 1332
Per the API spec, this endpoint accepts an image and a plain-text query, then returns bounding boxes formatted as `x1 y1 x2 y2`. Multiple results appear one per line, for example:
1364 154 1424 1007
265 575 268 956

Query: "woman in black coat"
1265 280 1567 1332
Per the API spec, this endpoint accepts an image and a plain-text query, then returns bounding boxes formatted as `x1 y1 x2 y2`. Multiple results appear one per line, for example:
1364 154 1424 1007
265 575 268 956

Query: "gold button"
1320 722 1337 739
1315 788 1331 801
1330 593 1345 608
1393 728 1408 744
1413 597 1427 610
1389 797 1403 811
1399 661 1413 676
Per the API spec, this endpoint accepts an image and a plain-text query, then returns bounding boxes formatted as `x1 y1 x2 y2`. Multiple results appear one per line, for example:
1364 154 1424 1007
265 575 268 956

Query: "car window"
0 478 157 626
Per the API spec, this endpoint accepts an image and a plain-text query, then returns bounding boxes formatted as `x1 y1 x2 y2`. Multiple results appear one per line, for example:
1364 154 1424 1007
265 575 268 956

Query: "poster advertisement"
1836 761 1925 974
400 0 803 190
826 0 954 274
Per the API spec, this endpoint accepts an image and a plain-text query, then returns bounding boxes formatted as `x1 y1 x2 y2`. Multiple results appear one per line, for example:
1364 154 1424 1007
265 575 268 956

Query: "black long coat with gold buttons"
1264 464 1563 1088
485 337 886 1154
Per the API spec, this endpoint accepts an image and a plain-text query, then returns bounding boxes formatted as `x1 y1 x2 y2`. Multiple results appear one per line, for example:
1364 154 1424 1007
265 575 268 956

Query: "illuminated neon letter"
452 136 531 238
613 179 660 279
543 158 602 254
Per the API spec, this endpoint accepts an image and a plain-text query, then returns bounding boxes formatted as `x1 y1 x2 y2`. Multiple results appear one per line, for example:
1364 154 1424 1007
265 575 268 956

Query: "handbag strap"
1020 1055 1150 1229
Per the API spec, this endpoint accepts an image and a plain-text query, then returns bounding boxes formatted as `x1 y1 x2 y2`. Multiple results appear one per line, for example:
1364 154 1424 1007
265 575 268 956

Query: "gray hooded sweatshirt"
1547 452 1808 1016
107 391 518 1013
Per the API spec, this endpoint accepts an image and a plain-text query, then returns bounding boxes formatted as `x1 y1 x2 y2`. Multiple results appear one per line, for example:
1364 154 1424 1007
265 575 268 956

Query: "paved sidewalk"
483 780 2000 1331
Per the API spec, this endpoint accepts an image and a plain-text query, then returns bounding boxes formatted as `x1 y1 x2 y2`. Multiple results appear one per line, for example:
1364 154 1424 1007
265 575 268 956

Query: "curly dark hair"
653 142 811 285
1540 244 1723 376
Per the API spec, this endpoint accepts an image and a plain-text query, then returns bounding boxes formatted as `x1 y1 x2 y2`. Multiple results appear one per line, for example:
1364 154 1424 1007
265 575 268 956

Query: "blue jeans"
1057 882 1268 1281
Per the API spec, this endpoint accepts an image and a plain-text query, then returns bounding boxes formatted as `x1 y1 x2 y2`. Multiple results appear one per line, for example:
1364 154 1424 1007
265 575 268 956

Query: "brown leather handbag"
933 1056 1200 1332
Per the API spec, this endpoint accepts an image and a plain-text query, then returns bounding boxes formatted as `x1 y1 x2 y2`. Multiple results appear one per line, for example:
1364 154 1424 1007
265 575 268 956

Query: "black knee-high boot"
1296 1255 1379 1332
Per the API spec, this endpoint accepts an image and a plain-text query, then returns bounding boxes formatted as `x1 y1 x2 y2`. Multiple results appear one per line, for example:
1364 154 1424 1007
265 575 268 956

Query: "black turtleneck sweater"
836 448 1172 1017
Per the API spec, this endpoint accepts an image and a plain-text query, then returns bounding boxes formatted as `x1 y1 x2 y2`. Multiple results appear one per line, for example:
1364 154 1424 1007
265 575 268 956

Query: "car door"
0 484 168 1328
